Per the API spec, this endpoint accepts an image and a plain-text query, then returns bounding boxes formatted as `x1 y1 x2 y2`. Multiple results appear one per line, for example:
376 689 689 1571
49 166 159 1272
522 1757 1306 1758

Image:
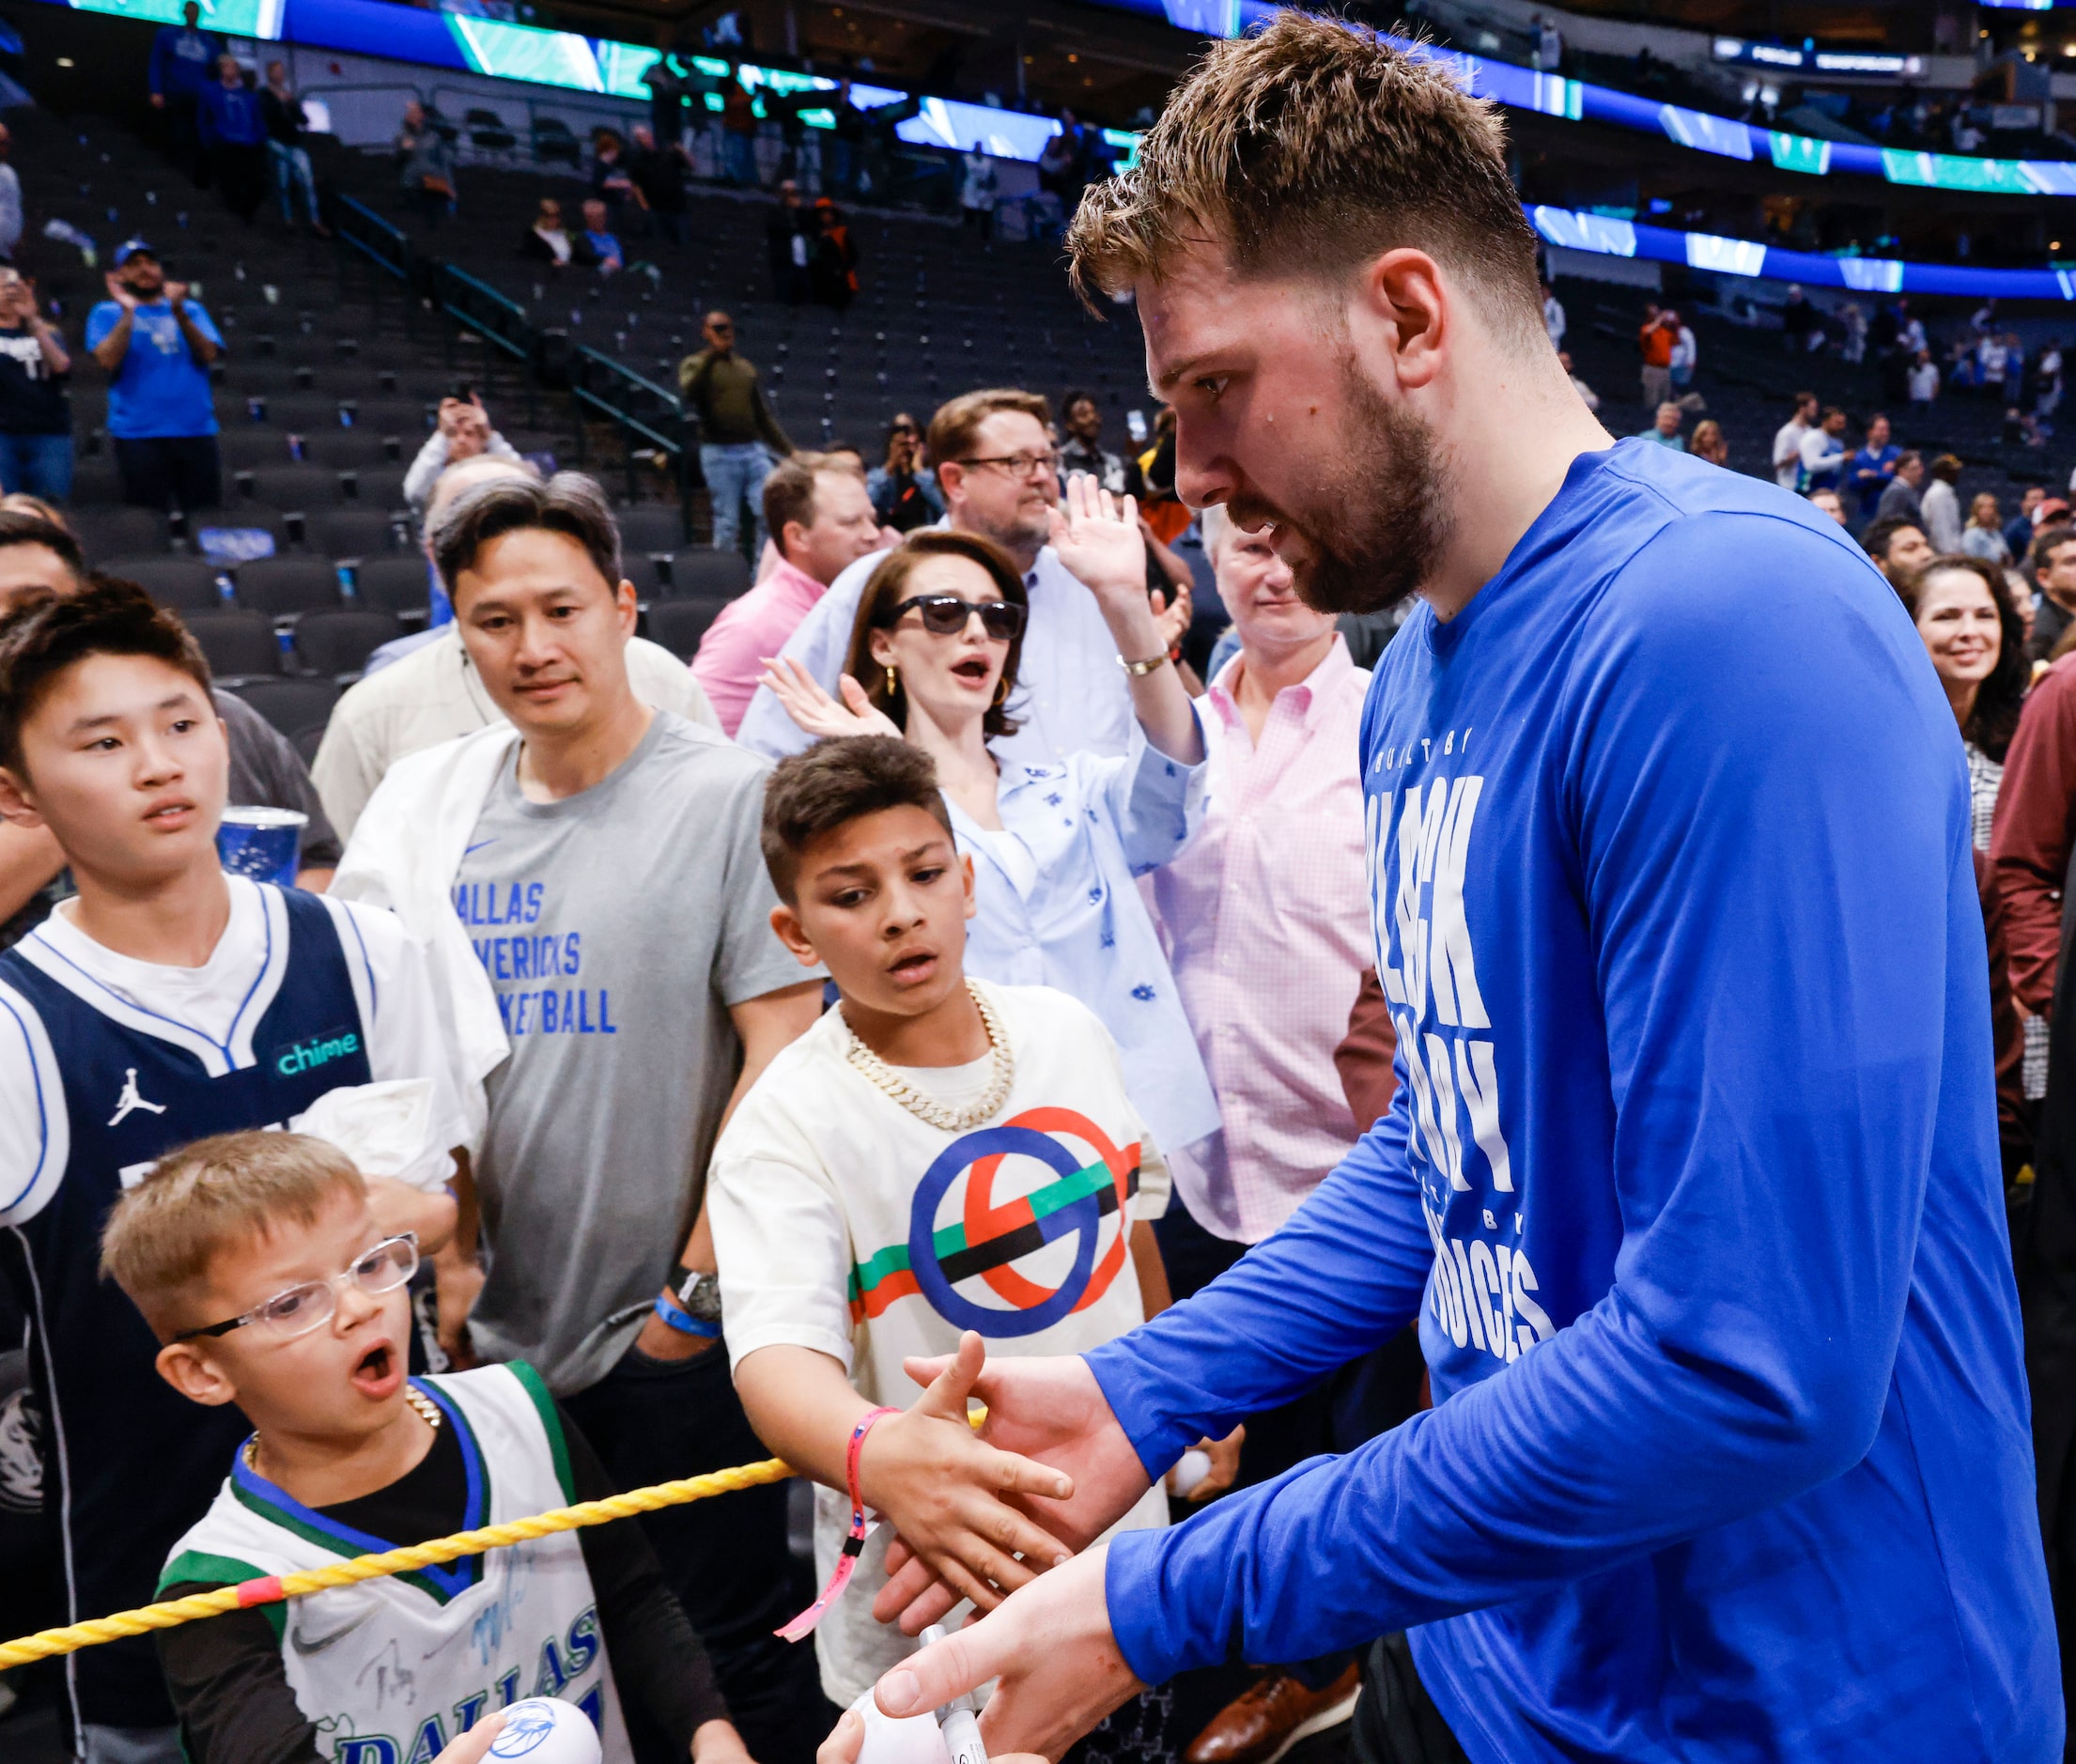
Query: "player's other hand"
859 1330 1077 1620
875 1350 1150 1634
692 1716 758 1764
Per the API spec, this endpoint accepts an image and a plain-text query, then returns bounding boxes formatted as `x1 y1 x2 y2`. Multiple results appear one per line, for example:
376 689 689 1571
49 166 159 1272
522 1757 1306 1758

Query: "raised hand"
163 281 190 308
759 657 902 741
1048 472 1148 608
1150 580 1193 658
104 271 138 312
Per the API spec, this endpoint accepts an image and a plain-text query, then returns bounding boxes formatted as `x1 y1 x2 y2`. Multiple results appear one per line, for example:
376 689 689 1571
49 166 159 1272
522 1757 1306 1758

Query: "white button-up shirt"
1154 637 1375 1242
734 538 1135 766
957 724 1220 1160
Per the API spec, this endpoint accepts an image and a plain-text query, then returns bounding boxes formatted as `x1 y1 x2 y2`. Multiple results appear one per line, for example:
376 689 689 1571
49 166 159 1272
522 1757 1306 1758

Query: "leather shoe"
1184 1663 1362 1764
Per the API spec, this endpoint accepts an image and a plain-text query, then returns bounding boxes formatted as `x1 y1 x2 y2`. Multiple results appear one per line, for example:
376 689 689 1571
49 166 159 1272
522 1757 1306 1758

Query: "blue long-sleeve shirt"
197 82 267 149
148 24 220 100
1087 441 2058 1762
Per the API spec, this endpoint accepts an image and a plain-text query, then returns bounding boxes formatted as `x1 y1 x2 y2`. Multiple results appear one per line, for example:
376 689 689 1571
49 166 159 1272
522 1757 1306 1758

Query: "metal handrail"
333 195 411 283
570 344 692 523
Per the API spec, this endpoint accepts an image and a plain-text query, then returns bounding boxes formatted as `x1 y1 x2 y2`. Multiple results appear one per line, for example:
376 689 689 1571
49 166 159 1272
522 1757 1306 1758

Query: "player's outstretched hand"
433 1712 506 1763
873 1351 1151 1634
858 1332 1079 1617
875 1547 1140 1763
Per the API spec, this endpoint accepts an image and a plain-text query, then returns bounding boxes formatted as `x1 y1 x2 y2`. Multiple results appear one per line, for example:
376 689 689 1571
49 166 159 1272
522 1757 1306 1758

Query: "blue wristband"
654 1292 720 1338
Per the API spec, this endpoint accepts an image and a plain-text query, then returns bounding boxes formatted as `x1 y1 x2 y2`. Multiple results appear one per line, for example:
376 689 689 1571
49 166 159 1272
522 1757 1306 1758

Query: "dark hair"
843 531 1027 741
2032 524 2076 575
1863 517 1925 563
0 577 211 776
1895 448 1923 472
0 508 85 588
431 471 620 599
1065 13 1542 346
1892 554 2027 760
1061 388 1099 419
883 412 921 470
763 452 861 556
1930 454 1964 484
1819 405 1844 425
1795 390 1818 410
761 735 954 904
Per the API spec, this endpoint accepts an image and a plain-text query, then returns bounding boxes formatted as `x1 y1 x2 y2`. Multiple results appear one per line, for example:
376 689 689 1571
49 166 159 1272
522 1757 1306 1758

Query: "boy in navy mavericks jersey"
0 581 465 1761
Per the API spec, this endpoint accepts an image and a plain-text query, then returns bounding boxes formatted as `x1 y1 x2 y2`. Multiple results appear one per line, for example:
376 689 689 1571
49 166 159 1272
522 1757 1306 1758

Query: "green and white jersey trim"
160 1363 630 1764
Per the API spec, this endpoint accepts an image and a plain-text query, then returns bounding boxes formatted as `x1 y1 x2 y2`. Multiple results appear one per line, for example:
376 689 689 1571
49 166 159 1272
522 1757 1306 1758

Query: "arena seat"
180 609 283 678
646 597 730 660
293 609 404 678
236 555 344 617
107 556 224 612
226 674 341 737
663 547 751 599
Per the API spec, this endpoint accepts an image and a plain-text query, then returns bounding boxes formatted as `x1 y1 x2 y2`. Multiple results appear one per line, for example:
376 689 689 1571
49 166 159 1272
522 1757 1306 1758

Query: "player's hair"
762 735 954 905
430 469 621 599
843 530 1027 741
1066 12 1542 348
0 507 85 581
764 451 862 556
100 1132 366 1338
0 576 210 777
1861 518 1925 564
926 389 1052 485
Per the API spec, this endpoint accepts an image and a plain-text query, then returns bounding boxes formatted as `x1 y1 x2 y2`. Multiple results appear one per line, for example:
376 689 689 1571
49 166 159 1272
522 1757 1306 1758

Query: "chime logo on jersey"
849 1107 1140 1338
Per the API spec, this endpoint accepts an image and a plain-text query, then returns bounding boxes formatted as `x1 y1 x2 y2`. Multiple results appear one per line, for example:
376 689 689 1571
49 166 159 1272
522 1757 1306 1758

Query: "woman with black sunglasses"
757 476 1221 1163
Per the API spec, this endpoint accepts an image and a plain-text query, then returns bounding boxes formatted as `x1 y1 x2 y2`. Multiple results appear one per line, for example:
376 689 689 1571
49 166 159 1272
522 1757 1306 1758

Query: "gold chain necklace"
244 1385 442 1476
843 980 1015 1132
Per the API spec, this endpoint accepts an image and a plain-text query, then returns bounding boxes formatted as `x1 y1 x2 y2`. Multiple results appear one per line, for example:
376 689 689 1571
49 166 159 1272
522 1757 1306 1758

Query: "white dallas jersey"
159 1364 632 1764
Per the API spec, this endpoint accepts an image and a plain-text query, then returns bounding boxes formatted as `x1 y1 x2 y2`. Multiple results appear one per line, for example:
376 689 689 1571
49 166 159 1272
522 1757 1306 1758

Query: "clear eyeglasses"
176 1233 420 1342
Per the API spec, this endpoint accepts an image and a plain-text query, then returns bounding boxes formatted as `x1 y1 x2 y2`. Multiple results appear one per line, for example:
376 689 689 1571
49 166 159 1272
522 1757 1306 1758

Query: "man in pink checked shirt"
1149 501 1426 1764
691 452 883 734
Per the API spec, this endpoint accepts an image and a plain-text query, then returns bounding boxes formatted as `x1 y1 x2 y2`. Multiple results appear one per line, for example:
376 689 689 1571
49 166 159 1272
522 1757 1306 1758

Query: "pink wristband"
775 1405 900 1642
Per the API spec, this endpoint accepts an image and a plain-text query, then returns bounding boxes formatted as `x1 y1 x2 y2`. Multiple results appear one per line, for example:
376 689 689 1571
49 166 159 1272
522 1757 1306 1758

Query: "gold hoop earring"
885 664 898 698
992 675 1009 707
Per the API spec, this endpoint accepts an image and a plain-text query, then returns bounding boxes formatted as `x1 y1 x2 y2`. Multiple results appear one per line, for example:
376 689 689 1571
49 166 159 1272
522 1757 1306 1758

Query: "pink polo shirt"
690 556 829 735
1153 635 1375 1242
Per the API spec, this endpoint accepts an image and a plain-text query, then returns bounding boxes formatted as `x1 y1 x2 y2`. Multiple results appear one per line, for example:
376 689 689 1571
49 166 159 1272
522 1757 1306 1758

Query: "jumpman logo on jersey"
107 1068 167 1128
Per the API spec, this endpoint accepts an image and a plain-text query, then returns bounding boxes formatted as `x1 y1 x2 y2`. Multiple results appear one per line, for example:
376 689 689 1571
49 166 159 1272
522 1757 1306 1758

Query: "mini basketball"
851 1689 952 1764
486 1697 603 1764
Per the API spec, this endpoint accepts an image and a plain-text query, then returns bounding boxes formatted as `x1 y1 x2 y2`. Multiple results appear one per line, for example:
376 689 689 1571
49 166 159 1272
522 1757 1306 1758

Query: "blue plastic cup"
217 806 307 888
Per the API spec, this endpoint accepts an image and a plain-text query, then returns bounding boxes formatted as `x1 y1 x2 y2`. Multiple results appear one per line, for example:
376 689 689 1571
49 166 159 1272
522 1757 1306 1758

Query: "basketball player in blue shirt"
853 18 2058 1764
0 580 466 1763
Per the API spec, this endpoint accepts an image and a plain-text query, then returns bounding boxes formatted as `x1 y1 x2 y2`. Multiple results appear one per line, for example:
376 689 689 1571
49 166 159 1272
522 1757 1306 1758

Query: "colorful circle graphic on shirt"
906 1107 1139 1338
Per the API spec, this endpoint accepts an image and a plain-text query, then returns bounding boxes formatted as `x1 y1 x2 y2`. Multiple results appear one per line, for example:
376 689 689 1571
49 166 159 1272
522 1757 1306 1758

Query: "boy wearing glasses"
0 580 466 1761
104 1130 752 1764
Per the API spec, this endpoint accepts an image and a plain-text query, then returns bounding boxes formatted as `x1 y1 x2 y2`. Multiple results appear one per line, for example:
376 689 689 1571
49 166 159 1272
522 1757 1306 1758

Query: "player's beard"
1232 354 1455 616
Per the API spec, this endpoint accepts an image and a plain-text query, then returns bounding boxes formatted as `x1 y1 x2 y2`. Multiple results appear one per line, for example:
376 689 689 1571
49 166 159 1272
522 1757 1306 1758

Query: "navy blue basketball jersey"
0 883 375 1730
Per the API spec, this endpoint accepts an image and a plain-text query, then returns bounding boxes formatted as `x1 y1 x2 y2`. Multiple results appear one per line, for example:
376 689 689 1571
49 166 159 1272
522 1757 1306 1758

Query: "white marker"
919 1625 988 1764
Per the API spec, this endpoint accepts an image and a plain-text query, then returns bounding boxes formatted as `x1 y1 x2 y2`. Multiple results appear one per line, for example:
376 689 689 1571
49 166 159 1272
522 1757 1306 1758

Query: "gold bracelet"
1118 652 1170 676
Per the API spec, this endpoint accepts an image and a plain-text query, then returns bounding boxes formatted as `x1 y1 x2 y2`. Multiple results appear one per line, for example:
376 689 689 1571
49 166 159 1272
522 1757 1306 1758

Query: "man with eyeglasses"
736 388 1137 766
0 579 465 1764
679 310 795 557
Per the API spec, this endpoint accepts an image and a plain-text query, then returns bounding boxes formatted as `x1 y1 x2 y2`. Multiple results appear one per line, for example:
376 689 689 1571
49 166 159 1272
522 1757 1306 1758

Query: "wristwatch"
670 1263 724 1327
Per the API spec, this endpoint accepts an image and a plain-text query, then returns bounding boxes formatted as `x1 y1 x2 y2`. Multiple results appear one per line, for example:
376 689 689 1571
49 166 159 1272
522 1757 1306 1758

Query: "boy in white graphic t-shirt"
707 735 1238 1711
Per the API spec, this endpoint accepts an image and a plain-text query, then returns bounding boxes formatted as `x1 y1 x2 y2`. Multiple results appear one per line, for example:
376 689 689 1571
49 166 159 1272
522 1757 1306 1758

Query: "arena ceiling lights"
1105 0 2076 197
1532 203 2076 300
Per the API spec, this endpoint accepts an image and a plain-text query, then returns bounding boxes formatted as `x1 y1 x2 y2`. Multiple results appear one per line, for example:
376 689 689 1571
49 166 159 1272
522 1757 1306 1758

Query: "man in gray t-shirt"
458 710 802 1389
426 472 829 1764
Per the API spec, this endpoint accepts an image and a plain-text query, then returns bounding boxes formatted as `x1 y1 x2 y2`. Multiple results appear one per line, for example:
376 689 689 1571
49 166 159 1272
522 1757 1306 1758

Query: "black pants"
213 141 267 221
1154 1197 1427 1693
1346 1636 1469 1764
113 434 220 512
564 1340 837 1764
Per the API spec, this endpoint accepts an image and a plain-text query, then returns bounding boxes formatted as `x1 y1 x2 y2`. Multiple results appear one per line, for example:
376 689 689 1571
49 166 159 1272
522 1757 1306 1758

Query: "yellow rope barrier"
0 1455 797 1671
